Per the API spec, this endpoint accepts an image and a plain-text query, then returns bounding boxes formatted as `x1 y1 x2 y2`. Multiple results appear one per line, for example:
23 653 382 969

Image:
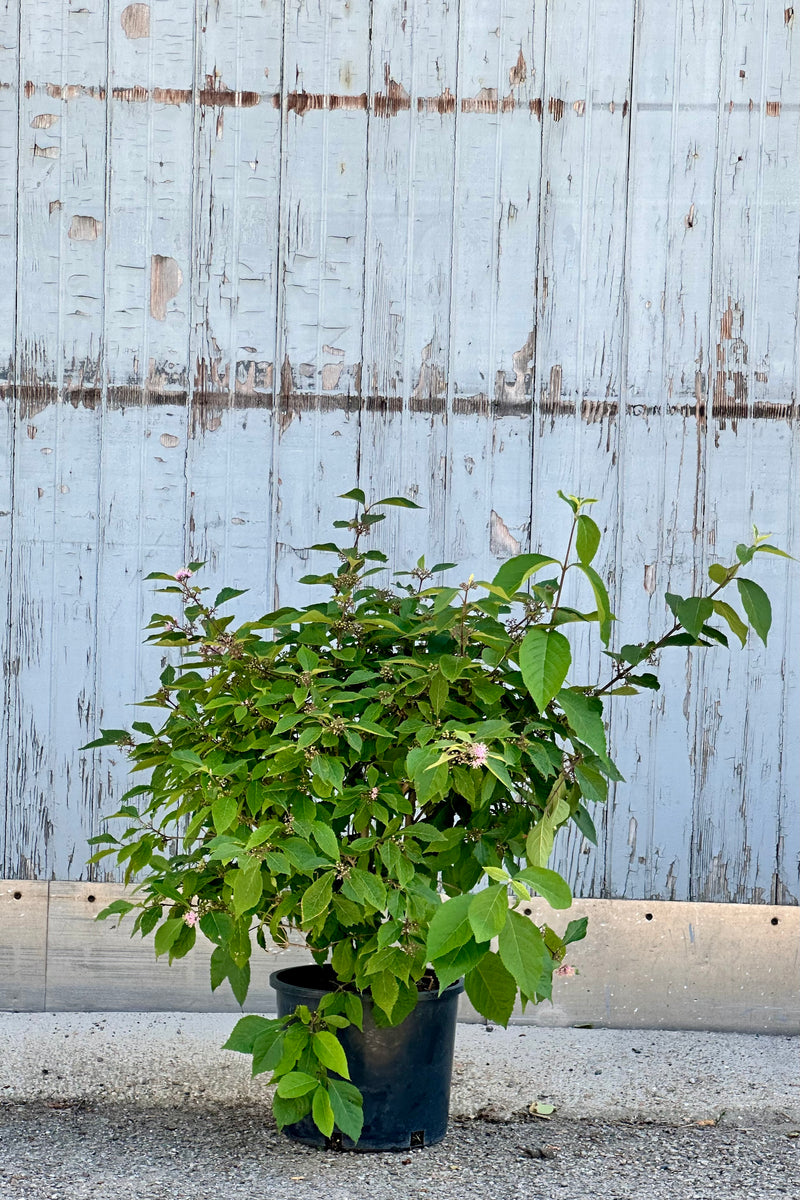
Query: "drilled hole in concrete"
87 894 96 903
523 906 532 915
13 891 22 900
771 917 779 926
644 912 653 921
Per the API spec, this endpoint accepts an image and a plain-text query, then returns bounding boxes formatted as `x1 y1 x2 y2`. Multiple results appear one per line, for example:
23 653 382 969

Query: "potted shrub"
86 490 782 1149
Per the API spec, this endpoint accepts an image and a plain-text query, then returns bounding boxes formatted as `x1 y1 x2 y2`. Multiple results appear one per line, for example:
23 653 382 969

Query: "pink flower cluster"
184 910 199 927
467 742 489 769
369 787 379 800
555 963 576 977
175 568 193 583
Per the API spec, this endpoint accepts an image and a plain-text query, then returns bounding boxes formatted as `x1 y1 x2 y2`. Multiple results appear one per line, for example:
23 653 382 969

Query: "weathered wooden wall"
1 0 797 904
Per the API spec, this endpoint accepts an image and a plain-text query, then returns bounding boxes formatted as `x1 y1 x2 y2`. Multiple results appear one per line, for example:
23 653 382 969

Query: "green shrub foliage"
86 490 784 1140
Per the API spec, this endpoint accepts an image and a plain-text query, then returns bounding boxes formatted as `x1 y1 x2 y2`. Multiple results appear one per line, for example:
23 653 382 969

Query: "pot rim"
269 963 465 1001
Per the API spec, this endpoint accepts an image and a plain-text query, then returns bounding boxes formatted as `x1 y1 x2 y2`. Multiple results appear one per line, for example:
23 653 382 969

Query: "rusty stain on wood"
287 91 368 115
548 97 565 121
765 101 781 116
461 88 515 113
30 113 59 129
120 3 150 39
374 78 411 117
509 49 527 87
417 89 456 113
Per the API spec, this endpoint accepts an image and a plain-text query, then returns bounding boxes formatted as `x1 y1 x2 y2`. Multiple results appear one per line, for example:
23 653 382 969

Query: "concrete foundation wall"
3 881 797 1034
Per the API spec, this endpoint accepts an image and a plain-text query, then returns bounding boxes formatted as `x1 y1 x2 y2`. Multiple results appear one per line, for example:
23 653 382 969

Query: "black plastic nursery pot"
270 965 464 1151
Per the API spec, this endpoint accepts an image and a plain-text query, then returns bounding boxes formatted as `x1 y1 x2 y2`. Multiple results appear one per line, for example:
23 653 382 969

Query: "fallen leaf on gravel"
696 1119 717 1127
529 1102 556 1119
786 1131 800 1139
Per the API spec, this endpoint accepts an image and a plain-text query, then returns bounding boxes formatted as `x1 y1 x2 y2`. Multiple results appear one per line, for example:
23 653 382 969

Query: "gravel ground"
0 1101 798 1200
2 1014 799 1126
1 1014 798 1198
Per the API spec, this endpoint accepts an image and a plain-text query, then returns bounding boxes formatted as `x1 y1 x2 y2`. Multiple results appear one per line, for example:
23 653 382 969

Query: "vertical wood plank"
445 2 542 584
272 0 370 606
693 0 798 901
0 0 20 872
90 0 196 874
606 0 726 902
531 0 637 897
356 0 459 572
7 0 108 877
184 0 284 612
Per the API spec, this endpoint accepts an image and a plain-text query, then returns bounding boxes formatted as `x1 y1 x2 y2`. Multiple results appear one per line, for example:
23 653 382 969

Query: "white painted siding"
0 0 797 902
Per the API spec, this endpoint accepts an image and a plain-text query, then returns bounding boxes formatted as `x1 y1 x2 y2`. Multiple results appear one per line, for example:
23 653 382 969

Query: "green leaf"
310 822 340 862
199 910 233 946
427 893 474 957
708 562 736 585
327 1078 364 1143
571 805 598 844
574 562 612 644
281 839 330 872
375 495 423 509
492 554 560 597
468 884 510 943
273 1092 313 1130
575 515 601 566
711 599 748 648
526 791 569 867
556 689 607 760
406 746 447 804
212 793 239 834
301 871 335 927
369 970 399 1018
497 910 548 997
276 1071 320 1098
343 993 363 1031
515 866 572 910
170 748 205 768
430 670 449 715
153 918 183 958
574 762 608 805
312 1084 335 1138
222 1015 279 1054
464 951 517 1025
737 578 772 645
519 628 572 712
232 860 263 916
675 596 713 638
563 916 589 946
344 868 386 912
311 1030 350 1079
95 898 135 922
214 586 247 606
438 654 462 681
434 938 488 992
339 488 366 503
209 946 250 1005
